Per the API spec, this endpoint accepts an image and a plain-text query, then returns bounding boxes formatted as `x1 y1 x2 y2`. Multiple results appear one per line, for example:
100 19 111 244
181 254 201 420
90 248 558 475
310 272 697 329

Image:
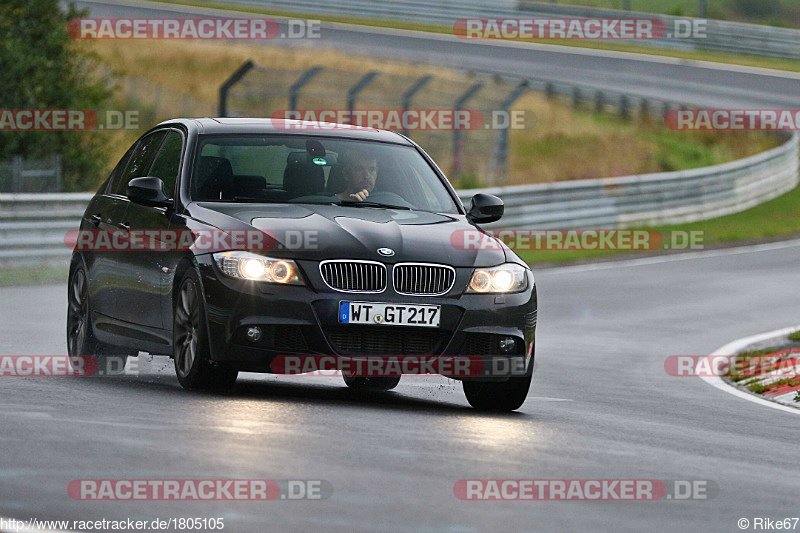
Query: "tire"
343 375 401 391
462 372 532 412
67 264 130 375
173 269 238 391
67 264 101 358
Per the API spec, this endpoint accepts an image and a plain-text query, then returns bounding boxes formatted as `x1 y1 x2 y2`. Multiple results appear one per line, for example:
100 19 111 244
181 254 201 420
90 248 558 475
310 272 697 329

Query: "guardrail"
459 132 799 229
1 132 796 266
218 0 800 59
517 1 800 59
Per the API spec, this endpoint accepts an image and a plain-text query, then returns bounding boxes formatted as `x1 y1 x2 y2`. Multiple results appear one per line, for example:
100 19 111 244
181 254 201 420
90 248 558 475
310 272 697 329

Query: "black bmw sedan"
67 118 537 411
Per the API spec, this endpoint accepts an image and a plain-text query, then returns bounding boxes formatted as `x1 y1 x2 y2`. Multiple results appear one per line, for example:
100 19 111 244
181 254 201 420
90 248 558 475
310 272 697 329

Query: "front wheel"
462 372 532 412
173 270 238 391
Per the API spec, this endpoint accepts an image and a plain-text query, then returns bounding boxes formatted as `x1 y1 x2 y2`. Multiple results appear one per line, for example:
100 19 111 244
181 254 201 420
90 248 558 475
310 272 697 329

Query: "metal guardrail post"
346 71 380 123
53 155 62 193
218 60 255 117
11 156 22 193
572 87 581 109
619 95 630 119
401 75 433 137
639 99 651 120
489 81 529 186
595 91 604 114
289 66 324 111
452 82 483 181
545 82 555 100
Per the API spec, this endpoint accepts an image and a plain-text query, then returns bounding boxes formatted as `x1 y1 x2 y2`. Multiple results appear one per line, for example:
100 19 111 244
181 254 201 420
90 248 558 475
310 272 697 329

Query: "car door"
98 130 168 328
83 148 134 321
116 129 184 330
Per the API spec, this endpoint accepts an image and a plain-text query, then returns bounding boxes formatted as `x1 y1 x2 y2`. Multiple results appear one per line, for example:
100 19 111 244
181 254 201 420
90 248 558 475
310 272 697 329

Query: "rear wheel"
173 270 238 391
462 372 532 412
343 375 401 391
67 263 133 375
67 265 98 357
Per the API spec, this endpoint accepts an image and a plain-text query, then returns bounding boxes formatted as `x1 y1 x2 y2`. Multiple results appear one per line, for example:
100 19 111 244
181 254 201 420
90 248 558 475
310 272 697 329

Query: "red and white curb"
701 325 800 415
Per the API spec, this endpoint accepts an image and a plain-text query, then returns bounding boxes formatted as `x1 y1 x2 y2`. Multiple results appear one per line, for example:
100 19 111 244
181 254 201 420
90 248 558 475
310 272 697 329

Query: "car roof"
156 118 414 145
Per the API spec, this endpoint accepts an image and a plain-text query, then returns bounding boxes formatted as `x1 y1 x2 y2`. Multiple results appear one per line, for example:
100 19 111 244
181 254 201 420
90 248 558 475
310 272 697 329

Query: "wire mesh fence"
225 64 536 187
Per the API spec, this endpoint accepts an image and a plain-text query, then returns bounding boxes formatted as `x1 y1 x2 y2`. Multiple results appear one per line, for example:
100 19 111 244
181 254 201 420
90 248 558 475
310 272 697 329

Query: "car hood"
187 202 511 267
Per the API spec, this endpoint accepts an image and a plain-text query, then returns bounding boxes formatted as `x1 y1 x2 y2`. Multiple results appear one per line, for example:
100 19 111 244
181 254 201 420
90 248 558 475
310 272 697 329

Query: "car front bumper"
196 255 537 380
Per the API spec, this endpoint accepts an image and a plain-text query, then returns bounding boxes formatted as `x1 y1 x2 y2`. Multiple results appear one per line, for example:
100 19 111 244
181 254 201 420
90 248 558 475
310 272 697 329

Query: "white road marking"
541 238 800 274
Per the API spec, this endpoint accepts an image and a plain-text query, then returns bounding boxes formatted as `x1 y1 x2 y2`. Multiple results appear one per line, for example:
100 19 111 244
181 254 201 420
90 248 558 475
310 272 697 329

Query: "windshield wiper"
334 200 411 210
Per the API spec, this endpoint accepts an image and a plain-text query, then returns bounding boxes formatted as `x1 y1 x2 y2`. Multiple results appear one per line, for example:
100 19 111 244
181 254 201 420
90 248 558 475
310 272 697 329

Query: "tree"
0 0 111 191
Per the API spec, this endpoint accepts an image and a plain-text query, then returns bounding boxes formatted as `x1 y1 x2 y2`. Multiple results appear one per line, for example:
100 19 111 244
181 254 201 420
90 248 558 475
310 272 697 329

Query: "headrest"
195 156 234 199
282 153 324 194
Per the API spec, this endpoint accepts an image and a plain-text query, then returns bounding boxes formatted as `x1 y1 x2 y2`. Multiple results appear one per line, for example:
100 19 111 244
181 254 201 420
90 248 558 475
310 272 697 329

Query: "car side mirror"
127 177 172 208
467 193 504 224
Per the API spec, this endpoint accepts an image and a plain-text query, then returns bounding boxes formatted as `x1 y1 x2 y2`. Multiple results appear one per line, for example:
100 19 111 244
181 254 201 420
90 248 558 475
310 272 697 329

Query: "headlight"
467 263 528 294
213 251 304 285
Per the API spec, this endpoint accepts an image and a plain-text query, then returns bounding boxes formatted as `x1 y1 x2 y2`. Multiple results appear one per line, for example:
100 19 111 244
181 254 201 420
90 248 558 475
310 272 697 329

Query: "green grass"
515 183 800 265
152 0 800 73
548 0 800 28
789 330 800 341
748 381 771 394
0 264 69 287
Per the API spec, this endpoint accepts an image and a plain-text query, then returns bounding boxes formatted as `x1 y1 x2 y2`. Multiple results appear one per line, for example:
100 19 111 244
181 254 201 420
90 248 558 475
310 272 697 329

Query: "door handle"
118 222 130 231
89 214 102 226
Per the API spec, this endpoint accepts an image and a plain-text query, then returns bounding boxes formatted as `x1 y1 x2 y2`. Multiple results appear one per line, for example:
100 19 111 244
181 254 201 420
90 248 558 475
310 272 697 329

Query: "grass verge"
0 264 69 287
514 183 800 265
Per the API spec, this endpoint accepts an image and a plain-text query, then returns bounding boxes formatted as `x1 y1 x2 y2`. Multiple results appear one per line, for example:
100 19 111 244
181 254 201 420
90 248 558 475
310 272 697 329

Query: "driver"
337 151 378 202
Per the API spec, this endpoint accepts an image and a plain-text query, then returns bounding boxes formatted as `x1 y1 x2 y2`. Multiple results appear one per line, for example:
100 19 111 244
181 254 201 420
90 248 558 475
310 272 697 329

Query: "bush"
0 0 111 191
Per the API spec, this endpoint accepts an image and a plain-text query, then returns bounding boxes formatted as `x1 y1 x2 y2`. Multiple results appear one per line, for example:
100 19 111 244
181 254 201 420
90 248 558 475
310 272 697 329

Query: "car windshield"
191 135 459 214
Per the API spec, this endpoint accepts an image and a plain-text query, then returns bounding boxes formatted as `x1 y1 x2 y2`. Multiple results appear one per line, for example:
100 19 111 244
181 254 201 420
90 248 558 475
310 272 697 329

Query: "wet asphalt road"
8 1 800 530
2 242 800 531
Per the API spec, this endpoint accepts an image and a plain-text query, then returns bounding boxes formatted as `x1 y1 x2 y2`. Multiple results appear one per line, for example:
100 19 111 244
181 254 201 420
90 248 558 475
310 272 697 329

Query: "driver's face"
345 158 377 191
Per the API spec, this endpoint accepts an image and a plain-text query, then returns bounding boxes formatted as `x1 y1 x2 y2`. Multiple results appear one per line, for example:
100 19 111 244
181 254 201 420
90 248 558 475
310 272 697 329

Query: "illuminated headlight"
213 251 304 285
467 263 528 294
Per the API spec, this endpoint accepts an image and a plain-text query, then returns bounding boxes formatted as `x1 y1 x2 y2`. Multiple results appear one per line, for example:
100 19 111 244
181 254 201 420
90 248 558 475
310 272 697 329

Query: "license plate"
339 301 440 328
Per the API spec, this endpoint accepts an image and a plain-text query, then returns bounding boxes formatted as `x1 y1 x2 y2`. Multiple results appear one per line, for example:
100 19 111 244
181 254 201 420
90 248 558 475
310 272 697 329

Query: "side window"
102 148 135 195
149 131 183 199
108 131 167 197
